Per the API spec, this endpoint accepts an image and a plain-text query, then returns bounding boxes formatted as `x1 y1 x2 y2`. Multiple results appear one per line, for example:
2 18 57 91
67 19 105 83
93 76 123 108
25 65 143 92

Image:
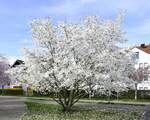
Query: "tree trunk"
88 84 93 100
116 92 119 101
135 83 138 100
89 91 92 100
62 104 73 112
52 89 85 112
107 90 111 103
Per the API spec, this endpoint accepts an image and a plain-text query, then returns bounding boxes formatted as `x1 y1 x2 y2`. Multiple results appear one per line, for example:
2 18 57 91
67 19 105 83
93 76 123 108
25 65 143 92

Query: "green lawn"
21 101 142 120
27 96 150 105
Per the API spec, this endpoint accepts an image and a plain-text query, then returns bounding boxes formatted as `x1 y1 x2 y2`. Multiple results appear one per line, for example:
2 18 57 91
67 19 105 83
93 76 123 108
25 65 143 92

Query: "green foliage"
93 90 150 100
32 89 87 98
31 89 150 100
21 102 141 120
138 90 150 99
119 90 150 99
119 90 135 99
13 86 22 88
32 90 55 97
27 87 33 97
0 88 24 96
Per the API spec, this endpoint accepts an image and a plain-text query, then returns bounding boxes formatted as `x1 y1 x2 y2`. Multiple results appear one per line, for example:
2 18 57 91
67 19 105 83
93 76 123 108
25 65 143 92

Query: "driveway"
0 96 26 120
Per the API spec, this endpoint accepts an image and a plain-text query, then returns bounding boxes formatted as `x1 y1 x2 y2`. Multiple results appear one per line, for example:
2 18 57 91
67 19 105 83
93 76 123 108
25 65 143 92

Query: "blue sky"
0 0 150 62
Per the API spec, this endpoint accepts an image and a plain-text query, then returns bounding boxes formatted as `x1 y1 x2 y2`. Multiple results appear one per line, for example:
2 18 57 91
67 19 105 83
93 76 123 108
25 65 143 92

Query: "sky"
0 0 150 63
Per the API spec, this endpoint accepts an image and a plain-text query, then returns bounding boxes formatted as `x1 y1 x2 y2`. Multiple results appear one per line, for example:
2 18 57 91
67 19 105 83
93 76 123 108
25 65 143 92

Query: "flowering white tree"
0 55 11 92
8 15 134 111
94 48 135 101
131 68 145 100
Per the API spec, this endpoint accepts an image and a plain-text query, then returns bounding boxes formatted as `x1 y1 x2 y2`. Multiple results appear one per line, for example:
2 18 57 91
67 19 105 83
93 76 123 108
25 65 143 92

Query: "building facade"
132 44 150 90
9 59 25 88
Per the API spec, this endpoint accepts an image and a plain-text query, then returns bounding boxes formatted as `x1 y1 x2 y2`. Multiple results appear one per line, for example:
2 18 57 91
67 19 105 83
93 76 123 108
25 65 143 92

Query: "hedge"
138 90 150 99
32 89 87 98
118 90 135 99
27 87 33 96
93 90 150 100
101 90 150 100
32 89 150 100
0 88 24 96
2 87 149 99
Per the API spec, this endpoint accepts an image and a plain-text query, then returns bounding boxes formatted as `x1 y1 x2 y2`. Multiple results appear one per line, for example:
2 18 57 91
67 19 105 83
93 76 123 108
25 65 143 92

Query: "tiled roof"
136 44 150 54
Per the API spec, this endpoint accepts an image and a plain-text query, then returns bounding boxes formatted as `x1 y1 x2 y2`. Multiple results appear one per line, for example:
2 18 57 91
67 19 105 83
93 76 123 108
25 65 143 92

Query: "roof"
136 44 150 54
131 44 150 54
11 60 24 67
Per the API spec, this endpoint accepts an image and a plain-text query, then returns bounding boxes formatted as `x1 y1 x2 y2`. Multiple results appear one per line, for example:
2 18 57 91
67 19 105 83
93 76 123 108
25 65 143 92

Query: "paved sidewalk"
0 96 26 120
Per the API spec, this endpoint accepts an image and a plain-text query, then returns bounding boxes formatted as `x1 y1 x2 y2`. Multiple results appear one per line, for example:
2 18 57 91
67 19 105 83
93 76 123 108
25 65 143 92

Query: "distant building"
11 60 24 68
131 44 150 90
10 60 24 88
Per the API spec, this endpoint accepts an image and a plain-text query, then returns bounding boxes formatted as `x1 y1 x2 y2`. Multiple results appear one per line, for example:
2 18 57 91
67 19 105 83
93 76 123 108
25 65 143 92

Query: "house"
131 44 150 90
10 59 25 88
11 59 24 67
0 59 24 89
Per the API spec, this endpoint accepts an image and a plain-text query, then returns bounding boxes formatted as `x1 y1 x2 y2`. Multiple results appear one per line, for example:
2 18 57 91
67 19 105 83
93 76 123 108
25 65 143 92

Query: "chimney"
141 44 145 48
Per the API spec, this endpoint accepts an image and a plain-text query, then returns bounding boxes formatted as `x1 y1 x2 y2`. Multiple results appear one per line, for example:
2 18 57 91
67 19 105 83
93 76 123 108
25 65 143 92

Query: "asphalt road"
0 96 26 120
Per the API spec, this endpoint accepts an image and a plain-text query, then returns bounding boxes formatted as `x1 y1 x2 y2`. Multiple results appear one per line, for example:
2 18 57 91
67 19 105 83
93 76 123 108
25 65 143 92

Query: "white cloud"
80 0 97 3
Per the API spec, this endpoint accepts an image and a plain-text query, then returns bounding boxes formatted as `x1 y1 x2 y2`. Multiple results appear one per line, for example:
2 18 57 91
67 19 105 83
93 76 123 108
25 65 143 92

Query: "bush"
119 90 135 99
84 90 150 100
32 89 88 98
31 89 150 100
27 87 33 96
0 88 24 96
13 86 22 88
118 90 150 100
138 90 150 99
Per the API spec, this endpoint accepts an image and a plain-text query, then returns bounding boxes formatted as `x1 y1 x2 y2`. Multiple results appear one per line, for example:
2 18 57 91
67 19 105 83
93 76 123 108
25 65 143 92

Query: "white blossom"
8 15 135 111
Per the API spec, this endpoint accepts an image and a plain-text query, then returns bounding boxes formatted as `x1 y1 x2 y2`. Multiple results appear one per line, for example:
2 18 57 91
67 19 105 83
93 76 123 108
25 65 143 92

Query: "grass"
21 101 142 120
27 96 150 105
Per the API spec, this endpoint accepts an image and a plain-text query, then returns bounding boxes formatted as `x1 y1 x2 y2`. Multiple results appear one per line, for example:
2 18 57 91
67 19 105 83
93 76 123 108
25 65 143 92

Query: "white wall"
132 48 150 90
132 48 150 69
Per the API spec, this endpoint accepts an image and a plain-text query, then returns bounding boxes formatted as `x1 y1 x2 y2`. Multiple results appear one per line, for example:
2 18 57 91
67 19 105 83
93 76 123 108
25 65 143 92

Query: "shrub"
0 88 24 96
138 90 150 99
119 90 135 99
31 89 150 100
27 87 33 96
13 86 22 88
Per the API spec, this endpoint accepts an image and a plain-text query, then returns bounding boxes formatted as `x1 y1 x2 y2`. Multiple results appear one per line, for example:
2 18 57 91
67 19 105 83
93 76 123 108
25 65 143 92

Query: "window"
139 63 143 69
144 74 148 81
144 87 148 90
132 52 139 60
135 52 139 59
144 63 149 69
139 87 143 90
